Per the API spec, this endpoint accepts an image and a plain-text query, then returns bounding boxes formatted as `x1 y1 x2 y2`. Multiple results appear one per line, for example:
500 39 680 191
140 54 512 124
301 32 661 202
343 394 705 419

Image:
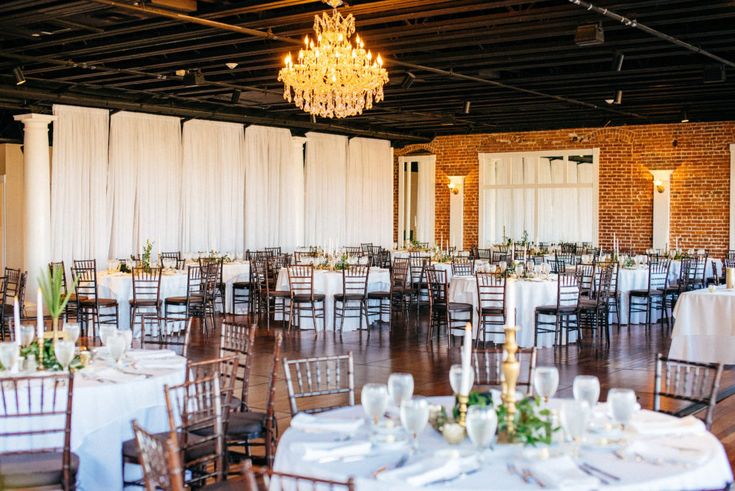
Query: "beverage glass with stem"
607 388 637 430
400 396 430 452
99 325 117 346
534 366 559 403
63 323 80 345
0 342 18 372
107 333 127 366
573 375 600 409
449 364 475 395
361 383 389 426
560 400 590 456
19 325 35 347
466 405 498 460
388 373 414 408
53 340 76 371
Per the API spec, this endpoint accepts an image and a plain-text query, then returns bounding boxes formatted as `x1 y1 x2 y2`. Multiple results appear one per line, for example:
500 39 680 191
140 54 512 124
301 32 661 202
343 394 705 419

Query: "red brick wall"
394 122 735 257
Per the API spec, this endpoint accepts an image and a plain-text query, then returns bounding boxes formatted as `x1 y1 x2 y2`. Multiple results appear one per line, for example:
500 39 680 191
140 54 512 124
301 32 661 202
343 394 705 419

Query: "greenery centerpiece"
141 239 153 272
38 265 77 340
20 339 83 371
333 254 349 271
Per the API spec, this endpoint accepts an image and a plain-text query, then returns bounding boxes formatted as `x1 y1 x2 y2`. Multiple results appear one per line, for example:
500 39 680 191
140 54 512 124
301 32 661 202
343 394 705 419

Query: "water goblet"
499 261 507 273
607 388 637 430
0 342 19 372
53 340 76 371
533 366 559 403
63 323 80 345
400 396 430 451
361 383 389 426
560 400 590 455
466 405 498 459
573 375 600 409
19 325 35 347
107 333 127 366
99 325 117 346
449 364 475 395
388 373 414 408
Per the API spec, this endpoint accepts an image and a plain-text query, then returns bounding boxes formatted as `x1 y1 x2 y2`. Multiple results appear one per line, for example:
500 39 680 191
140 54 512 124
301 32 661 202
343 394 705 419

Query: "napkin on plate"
289 413 364 434
629 413 705 436
529 456 600 491
292 440 371 462
378 455 478 487
620 438 710 465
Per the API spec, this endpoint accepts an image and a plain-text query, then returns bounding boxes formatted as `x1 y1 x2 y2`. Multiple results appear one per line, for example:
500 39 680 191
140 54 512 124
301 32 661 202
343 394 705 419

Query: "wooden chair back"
283 352 355 416
472 347 537 396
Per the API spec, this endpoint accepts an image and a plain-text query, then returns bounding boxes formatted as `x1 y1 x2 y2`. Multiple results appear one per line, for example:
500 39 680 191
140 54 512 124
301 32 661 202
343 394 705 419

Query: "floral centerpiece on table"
333 254 349 271
433 247 451 264
408 239 431 252
20 340 83 371
140 239 153 272
207 249 233 263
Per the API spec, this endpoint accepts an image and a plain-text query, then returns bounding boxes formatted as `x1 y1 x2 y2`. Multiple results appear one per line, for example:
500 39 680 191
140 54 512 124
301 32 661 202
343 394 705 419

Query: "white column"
448 175 465 249
291 136 306 250
650 169 674 251
14 113 56 292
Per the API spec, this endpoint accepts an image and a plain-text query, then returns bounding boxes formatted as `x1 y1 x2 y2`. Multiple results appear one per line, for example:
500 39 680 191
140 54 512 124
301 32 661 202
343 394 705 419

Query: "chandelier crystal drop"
278 0 389 119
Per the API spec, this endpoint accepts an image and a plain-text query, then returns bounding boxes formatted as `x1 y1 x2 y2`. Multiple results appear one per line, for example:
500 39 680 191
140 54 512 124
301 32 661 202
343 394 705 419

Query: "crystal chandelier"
278 0 389 119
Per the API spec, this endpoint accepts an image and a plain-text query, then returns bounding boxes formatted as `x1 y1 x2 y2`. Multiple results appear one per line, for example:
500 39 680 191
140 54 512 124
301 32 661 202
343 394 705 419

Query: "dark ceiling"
0 0 732 145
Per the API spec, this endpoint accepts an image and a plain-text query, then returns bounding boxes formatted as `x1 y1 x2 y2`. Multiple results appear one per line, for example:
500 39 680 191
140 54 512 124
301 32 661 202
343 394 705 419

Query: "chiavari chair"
139 315 191 355
283 352 355 416
286 265 325 334
425 267 473 346
628 259 670 329
475 272 505 347
333 264 370 333
242 460 355 491
408 254 430 314
367 257 411 325
219 322 257 412
451 256 473 276
130 420 185 491
688 252 708 290
158 251 182 270
477 248 492 261
164 265 204 321
260 257 290 329
366 245 382 267
664 258 692 320
231 270 254 317
199 257 225 314
654 353 723 430
72 259 118 340
129 267 162 330
472 347 537 395
534 272 580 346
344 246 362 257
375 249 392 269
491 250 509 264
578 262 614 344
264 247 281 257
574 263 596 299
199 261 220 332
0 372 77 490
0 268 26 341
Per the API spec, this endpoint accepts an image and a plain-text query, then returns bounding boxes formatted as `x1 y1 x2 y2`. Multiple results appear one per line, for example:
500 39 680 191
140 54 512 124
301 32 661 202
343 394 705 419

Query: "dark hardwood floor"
185 312 735 470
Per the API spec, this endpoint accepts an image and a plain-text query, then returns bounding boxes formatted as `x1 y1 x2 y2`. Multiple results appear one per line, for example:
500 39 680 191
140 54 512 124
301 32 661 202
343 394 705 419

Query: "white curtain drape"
107 111 182 259
304 132 348 248
51 104 110 267
345 137 393 247
416 155 436 244
243 125 303 251
181 120 245 256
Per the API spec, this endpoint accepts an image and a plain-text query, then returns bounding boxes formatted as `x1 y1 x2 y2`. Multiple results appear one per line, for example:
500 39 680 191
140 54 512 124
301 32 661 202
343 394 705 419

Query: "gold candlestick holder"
499 325 520 442
457 393 470 428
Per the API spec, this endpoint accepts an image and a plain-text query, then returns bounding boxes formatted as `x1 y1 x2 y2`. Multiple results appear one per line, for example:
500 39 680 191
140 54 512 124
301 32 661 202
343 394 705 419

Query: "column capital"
13 113 57 127
291 136 307 146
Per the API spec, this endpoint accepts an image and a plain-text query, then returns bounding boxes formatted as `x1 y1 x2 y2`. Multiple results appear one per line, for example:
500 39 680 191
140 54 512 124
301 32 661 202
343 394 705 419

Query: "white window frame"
478 148 599 246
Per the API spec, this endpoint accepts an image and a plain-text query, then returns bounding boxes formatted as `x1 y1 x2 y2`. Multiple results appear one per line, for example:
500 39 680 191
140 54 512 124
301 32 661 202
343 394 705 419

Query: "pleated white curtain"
416 155 436 244
345 137 393 248
304 132 348 248
50 104 110 267
107 111 182 259
243 125 303 251
181 120 245 256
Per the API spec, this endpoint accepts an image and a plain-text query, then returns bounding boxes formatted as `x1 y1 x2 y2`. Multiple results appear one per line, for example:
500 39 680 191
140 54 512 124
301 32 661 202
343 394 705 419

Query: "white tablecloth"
0 350 186 490
276 268 391 332
669 287 735 364
274 396 732 491
97 262 251 331
448 276 566 347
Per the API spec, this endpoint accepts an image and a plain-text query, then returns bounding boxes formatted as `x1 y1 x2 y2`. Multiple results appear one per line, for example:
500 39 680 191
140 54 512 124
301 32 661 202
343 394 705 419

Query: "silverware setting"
580 461 621 482
508 463 546 487
425 467 480 486
372 452 409 477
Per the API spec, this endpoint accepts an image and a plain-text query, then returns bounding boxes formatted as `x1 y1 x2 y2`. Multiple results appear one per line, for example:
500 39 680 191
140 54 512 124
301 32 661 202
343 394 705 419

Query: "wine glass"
99 325 117 347
53 340 76 371
0 342 18 372
63 323 80 345
466 405 498 457
388 373 414 408
573 375 600 409
107 333 127 366
533 366 559 403
608 388 637 430
361 383 389 425
400 396 430 451
560 400 590 454
19 325 35 347
449 364 475 395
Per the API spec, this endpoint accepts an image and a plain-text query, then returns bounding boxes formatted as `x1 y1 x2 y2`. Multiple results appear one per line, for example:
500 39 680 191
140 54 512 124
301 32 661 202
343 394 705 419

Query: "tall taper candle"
13 296 21 347
459 322 473 396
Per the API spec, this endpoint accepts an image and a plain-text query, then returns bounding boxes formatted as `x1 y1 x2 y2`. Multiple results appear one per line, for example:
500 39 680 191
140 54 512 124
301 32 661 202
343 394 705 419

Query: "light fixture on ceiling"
183 69 205 86
278 0 388 119
464 100 471 114
605 89 623 105
13 67 25 85
575 23 604 46
231 89 241 104
681 110 689 123
225 62 238 70
401 72 416 89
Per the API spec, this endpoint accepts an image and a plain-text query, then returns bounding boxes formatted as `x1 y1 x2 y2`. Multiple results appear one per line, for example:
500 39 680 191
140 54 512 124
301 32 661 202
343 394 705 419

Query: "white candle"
13 296 21 347
36 288 44 341
506 278 516 325
459 322 473 395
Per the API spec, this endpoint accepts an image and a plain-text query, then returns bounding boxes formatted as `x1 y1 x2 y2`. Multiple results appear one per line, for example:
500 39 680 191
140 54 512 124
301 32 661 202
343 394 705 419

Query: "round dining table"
0 349 186 490
274 396 733 491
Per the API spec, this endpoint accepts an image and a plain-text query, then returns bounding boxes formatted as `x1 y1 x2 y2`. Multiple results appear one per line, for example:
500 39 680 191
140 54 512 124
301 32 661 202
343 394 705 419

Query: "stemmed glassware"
361 383 389 426
533 366 559 403
99 325 117 347
449 364 474 395
608 388 637 430
388 373 414 409
53 340 76 371
400 396 430 451
19 325 35 347
560 400 590 455
63 323 80 345
0 342 18 372
107 333 127 366
466 405 498 460
573 375 600 409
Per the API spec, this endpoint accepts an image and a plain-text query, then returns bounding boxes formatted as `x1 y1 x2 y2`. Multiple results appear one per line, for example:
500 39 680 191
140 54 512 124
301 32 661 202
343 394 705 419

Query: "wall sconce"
653 179 665 193
447 176 465 195
448 182 459 194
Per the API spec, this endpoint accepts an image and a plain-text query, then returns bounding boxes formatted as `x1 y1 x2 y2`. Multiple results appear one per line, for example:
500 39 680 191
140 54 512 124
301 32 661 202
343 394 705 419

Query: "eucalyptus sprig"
38 265 77 324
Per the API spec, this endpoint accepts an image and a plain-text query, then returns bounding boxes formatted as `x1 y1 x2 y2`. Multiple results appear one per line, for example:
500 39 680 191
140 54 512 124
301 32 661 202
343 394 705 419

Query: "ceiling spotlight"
612 52 624 71
575 23 604 46
605 89 623 105
175 69 187 77
464 101 471 114
681 110 689 123
13 67 25 85
225 62 238 70
183 69 205 86
400 72 416 90
231 89 241 104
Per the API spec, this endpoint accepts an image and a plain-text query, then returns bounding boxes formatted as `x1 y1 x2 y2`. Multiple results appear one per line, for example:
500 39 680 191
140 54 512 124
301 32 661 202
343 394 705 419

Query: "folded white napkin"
629 413 705 436
378 455 478 487
289 413 364 434
292 440 371 462
621 438 710 465
529 456 600 491
127 349 177 360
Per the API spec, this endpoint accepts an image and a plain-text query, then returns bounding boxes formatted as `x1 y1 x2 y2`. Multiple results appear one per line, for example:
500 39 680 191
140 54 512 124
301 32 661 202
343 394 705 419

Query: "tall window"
478 150 598 246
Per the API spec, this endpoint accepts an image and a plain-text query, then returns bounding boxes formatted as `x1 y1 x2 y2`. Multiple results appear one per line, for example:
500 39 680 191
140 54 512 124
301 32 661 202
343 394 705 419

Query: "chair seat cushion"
232 281 251 289
122 431 214 462
334 293 365 302
536 304 578 314
80 297 118 307
165 294 203 305
268 290 290 298
202 478 247 491
629 289 663 297
367 291 390 299
0 451 79 488
292 293 326 302
129 299 162 307
226 411 268 439
479 307 504 315
447 302 473 312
